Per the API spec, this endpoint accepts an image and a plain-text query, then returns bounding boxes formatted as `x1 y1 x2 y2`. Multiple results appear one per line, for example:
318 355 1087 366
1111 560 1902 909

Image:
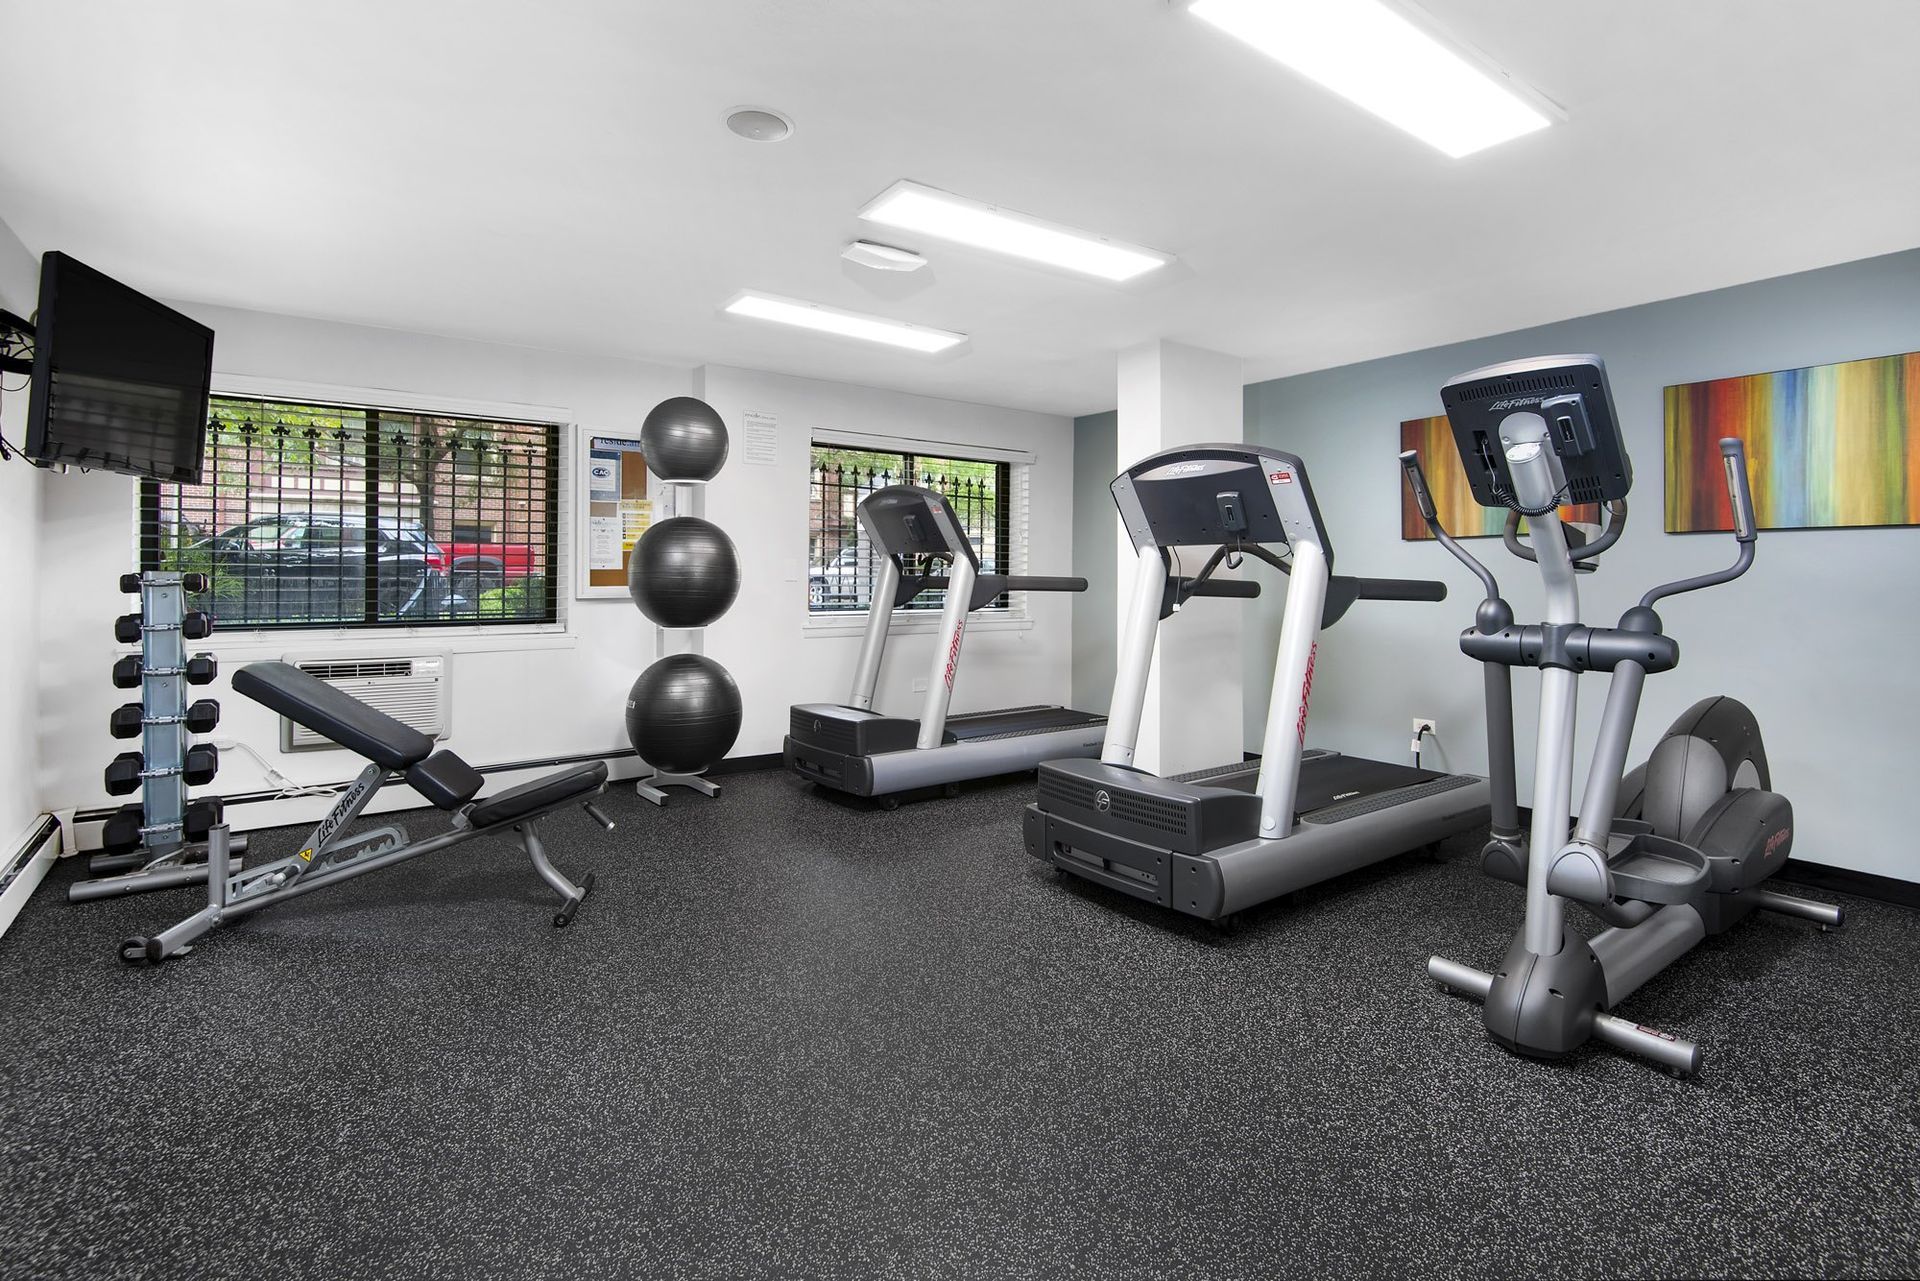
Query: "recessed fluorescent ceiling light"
1185 0 1551 158
859 181 1171 282
724 293 965 353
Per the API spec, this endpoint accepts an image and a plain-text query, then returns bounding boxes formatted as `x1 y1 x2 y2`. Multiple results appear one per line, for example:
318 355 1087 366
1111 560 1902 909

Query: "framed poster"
574 427 658 599
1665 350 1919 533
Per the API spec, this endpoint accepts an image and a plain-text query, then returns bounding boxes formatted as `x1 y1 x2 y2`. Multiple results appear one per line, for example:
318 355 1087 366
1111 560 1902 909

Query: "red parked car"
436 540 539 599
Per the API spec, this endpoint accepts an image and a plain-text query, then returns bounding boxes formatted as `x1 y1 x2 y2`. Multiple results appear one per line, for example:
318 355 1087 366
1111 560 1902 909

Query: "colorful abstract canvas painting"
1666 351 1919 533
1398 414 1601 540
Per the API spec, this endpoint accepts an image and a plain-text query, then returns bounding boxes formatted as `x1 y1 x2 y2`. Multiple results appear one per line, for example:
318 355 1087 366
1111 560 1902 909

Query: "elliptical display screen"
1440 355 1632 507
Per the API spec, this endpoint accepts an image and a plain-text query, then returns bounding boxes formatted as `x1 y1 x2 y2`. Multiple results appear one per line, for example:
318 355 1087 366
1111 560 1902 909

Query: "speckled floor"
1 770 1915 1281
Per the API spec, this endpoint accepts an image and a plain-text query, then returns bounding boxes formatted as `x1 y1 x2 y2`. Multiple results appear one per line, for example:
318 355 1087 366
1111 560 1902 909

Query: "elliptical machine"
1400 354 1842 1075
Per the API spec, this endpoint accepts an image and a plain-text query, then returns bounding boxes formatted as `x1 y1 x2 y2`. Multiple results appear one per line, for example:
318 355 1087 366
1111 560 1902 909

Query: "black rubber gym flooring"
2 769 1916 1280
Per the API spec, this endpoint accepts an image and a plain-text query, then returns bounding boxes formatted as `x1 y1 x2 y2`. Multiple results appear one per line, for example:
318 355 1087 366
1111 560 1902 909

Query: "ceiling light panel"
723 293 965 353
1185 0 1552 158
859 181 1172 282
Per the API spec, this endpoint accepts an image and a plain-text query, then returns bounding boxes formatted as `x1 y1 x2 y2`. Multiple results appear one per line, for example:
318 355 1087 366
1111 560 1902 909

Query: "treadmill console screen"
857 486 978 566
1117 449 1325 551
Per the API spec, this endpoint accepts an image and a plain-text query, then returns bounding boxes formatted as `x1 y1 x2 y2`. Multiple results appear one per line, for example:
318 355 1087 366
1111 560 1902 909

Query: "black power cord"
1413 723 1436 768
1488 477 1573 520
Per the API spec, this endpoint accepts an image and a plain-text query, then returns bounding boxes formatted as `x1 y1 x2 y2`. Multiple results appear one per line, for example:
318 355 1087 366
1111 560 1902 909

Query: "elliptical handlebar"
1639 437 1758 608
1398 451 1501 603
1500 508 1609 575
1721 436 1759 543
1571 500 1630 561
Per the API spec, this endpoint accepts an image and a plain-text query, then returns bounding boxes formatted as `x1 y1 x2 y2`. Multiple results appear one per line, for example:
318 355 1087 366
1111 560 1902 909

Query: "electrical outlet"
1412 717 1437 739
913 678 929 693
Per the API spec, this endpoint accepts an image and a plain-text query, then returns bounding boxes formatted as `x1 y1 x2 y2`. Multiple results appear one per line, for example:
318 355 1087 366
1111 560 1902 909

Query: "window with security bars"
140 396 560 630
808 441 1020 613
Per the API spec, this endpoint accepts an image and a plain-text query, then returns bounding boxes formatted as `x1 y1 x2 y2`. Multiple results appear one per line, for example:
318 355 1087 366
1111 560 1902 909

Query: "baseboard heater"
0 816 63 940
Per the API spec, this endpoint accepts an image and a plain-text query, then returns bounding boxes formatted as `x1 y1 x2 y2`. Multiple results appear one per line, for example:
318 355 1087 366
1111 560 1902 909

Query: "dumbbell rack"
68 572 247 904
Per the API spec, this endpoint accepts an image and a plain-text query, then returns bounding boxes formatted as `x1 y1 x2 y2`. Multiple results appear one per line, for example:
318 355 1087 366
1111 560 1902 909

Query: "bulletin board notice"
581 435 653 596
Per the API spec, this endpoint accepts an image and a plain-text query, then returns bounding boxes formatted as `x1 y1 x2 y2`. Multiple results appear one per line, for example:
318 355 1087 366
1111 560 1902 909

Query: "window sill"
802 612 1033 639
186 622 575 657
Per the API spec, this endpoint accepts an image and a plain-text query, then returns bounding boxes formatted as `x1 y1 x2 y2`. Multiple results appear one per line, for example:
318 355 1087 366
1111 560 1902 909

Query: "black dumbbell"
186 654 217 685
112 656 143 688
186 699 220 734
114 614 143 644
119 572 144 595
105 752 146 796
110 704 145 739
183 611 212 640
101 804 146 853
182 572 208 594
184 744 219 786
183 799 222 841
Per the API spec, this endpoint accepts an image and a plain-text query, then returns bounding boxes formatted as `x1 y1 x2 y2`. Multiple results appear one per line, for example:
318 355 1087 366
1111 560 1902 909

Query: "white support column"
1114 340 1244 776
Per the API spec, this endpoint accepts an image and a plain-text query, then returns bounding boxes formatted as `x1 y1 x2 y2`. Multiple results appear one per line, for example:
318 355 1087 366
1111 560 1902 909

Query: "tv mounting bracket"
0 309 33 376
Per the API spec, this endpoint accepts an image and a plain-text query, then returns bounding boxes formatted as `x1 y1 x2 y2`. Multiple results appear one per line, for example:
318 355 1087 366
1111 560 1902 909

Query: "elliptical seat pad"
468 762 609 827
233 661 434 770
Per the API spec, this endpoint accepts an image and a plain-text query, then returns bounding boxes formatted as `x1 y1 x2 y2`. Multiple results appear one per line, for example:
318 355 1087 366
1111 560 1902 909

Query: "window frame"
805 432 1034 632
138 380 571 638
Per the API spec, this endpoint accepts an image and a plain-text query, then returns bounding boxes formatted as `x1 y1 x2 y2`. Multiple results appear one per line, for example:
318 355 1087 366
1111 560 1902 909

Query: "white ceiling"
2 0 1916 417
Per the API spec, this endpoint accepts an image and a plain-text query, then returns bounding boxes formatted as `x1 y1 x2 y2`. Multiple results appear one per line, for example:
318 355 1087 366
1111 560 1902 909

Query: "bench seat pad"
469 762 608 827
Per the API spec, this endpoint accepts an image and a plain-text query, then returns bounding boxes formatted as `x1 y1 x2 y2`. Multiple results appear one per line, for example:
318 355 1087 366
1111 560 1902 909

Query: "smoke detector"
724 106 794 142
842 240 928 272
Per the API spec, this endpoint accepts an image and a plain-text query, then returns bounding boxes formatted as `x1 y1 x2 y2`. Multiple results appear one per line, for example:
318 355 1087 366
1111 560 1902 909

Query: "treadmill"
786 485 1113 805
1025 443 1490 921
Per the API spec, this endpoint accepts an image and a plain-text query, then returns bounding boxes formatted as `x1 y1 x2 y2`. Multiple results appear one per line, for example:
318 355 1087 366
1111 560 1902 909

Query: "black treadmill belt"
943 707 1107 742
1294 755 1440 813
1168 760 1261 792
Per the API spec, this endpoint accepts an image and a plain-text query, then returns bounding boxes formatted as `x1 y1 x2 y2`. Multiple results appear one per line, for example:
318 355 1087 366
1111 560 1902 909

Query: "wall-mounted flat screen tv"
24 251 215 483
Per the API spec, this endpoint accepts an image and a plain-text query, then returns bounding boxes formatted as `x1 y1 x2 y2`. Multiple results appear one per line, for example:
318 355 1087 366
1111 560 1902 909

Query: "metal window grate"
140 397 560 630
807 442 1015 613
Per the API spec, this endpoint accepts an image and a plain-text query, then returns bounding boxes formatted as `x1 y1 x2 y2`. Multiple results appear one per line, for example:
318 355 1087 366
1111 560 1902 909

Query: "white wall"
1113 341 1246 775
693 365 1076 757
1241 249 1920 882
0 218 44 852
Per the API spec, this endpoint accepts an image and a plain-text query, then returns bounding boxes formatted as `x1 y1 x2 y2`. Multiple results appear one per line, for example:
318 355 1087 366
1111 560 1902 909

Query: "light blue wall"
1071 410 1118 712
1241 248 1920 881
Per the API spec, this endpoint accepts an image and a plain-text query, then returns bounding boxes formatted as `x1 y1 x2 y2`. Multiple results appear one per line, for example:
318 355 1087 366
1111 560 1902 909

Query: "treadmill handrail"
1341 576 1447 602
900 572 1090 613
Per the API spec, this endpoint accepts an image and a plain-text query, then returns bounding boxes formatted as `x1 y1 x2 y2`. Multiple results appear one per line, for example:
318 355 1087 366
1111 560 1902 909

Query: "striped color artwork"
1665 351 1920 532
1398 414 1601 541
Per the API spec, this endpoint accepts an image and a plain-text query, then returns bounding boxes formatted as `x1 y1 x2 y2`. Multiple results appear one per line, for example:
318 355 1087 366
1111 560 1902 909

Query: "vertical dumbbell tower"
69 572 246 902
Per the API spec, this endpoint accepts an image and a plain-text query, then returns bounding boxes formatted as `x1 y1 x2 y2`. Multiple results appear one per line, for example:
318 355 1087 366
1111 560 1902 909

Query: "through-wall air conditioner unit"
278 653 451 752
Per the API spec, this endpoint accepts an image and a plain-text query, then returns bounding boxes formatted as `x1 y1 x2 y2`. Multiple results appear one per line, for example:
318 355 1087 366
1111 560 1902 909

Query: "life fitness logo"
1296 641 1318 744
942 616 969 689
1764 826 1792 856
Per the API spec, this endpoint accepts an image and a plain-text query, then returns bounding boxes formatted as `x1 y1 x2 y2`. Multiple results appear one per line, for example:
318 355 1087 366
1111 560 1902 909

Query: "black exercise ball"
625 654 742 773
640 396 729 481
627 517 740 629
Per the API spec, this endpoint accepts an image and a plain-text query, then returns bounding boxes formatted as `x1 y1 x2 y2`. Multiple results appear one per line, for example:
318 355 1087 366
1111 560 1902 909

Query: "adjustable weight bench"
119 660 614 965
